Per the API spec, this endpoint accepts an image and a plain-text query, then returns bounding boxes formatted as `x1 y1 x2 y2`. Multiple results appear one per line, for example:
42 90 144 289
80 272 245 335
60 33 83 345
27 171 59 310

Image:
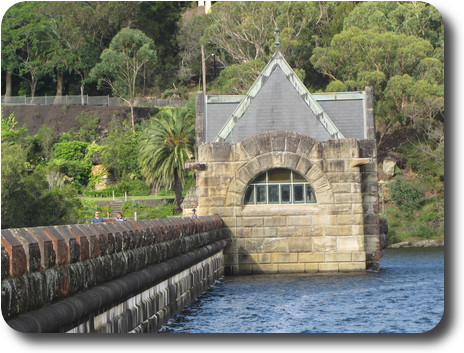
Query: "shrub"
74 112 100 142
408 222 435 239
389 177 425 211
53 140 89 160
100 119 140 181
118 179 151 196
50 159 92 189
384 195 444 244
82 186 124 198
122 201 174 220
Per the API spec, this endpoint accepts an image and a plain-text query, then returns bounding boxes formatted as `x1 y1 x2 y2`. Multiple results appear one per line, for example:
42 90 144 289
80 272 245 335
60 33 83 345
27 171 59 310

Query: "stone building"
184 43 381 275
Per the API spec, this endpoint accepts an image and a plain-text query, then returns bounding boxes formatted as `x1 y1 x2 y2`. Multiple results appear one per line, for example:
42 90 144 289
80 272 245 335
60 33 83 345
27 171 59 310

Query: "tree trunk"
56 71 64 96
130 104 135 131
173 168 183 215
4 71 12 103
80 83 85 105
54 71 64 104
30 76 37 103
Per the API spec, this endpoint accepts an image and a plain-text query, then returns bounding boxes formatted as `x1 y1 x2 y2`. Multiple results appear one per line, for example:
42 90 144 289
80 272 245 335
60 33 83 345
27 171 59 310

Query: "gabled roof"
213 50 344 142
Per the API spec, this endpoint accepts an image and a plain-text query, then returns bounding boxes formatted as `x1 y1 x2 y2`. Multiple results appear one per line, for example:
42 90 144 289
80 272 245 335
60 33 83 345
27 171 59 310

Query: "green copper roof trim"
213 51 344 142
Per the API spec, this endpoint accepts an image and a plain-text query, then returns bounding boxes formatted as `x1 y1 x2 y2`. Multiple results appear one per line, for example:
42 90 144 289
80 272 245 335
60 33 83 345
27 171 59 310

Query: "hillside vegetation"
1 2 444 243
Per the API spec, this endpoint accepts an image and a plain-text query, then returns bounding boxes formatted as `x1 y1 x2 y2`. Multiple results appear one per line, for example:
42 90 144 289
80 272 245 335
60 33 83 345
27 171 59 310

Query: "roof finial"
274 27 280 51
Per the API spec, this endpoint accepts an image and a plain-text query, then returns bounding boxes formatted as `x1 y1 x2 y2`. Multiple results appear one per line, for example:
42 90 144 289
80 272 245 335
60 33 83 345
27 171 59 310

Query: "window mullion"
244 169 315 205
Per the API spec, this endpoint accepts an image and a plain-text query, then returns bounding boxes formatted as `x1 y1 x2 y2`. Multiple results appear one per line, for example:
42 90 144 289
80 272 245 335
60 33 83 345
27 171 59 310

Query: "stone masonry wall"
195 130 380 274
1 216 228 332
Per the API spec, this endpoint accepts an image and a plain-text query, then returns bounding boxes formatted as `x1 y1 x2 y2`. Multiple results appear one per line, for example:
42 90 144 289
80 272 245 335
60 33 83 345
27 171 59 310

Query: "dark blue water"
160 248 444 333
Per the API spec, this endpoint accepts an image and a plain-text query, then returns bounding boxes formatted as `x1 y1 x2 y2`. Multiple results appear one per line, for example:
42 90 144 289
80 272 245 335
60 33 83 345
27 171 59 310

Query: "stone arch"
225 150 334 208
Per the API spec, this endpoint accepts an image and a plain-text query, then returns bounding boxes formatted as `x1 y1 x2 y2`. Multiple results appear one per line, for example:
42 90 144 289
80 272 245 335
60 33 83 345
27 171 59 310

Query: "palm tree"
139 108 195 214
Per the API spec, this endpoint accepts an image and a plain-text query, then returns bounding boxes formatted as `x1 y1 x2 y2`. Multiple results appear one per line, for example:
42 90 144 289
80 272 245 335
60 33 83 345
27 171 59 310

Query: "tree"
100 119 141 182
176 9 214 85
343 2 444 50
39 1 138 100
184 1 335 93
139 108 195 214
135 1 187 89
1 2 52 98
1 116 81 228
39 3 95 100
212 59 266 94
310 26 442 147
90 28 157 130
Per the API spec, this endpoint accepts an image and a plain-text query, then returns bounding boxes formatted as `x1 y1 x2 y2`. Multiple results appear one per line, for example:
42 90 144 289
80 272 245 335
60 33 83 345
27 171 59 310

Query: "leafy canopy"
90 28 157 99
139 108 195 191
90 28 157 129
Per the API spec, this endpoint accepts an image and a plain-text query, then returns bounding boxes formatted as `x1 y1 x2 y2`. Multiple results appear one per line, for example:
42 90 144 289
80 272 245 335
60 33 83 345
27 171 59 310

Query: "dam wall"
1 216 229 333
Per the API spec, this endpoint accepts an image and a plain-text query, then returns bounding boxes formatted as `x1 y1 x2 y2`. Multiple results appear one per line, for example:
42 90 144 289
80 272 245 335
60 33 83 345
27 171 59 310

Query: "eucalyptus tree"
90 28 157 130
139 108 195 214
310 26 442 149
343 1 444 50
180 1 336 93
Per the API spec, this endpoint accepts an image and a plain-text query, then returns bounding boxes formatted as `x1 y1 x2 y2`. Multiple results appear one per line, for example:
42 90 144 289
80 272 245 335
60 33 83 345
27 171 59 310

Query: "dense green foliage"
139 106 195 214
99 119 141 181
1 2 444 241
0 112 180 227
122 201 175 220
90 28 157 129
1 114 83 228
389 178 425 212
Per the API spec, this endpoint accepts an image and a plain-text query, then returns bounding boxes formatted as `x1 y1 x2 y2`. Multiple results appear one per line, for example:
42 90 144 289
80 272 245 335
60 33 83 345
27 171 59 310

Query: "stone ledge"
388 239 444 248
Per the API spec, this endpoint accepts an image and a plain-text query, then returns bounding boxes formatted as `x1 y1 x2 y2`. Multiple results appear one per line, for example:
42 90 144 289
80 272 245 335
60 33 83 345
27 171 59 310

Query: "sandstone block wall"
1 216 229 332
195 131 380 274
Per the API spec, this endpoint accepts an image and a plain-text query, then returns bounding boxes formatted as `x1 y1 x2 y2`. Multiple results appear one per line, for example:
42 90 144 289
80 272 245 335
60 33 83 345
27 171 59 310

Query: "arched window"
244 168 316 205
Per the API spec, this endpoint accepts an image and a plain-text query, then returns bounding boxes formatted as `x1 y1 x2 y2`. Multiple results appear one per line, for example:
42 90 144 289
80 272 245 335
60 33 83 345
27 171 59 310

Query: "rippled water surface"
160 248 444 333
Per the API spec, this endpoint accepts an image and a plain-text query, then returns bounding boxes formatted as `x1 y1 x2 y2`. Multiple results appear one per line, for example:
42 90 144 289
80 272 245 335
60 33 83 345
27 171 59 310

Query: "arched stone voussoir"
237 130 319 158
304 164 334 204
225 150 334 207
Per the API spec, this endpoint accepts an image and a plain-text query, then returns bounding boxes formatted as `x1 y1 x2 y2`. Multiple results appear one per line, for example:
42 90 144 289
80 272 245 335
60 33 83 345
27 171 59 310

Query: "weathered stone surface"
1 230 27 277
339 262 365 272
319 263 339 272
42 227 69 266
383 157 397 177
337 236 364 252
285 131 302 153
1 245 9 279
312 237 337 252
298 252 324 263
11 229 42 273
67 225 90 261
278 263 305 273
269 130 287 152
196 128 380 274
1 216 228 327
25 228 56 271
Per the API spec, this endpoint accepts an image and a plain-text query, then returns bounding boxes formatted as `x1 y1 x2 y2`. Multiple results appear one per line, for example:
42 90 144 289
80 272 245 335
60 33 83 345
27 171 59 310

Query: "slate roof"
201 50 372 143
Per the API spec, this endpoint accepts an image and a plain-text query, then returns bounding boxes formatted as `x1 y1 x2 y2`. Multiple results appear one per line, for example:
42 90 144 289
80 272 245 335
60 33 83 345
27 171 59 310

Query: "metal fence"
1 95 186 108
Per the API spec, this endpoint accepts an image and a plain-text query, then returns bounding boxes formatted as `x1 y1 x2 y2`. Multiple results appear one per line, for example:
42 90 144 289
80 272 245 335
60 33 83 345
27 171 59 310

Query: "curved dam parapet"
1 216 229 333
